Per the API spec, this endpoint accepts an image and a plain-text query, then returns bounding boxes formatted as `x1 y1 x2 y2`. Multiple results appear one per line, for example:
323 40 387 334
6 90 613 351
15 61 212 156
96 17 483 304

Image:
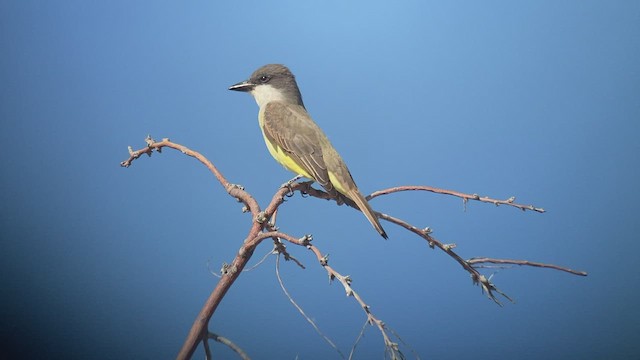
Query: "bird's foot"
280 174 304 189
280 175 304 199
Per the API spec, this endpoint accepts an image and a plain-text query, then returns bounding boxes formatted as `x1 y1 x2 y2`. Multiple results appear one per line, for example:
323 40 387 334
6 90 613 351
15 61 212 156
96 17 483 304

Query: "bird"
228 64 388 239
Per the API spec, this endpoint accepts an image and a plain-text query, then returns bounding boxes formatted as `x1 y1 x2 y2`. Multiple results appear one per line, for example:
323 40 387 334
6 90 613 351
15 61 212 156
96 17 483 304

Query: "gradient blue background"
1 1 638 359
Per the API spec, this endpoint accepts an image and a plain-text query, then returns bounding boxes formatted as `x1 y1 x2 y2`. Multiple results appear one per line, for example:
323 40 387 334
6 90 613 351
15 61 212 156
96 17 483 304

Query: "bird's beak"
228 80 254 92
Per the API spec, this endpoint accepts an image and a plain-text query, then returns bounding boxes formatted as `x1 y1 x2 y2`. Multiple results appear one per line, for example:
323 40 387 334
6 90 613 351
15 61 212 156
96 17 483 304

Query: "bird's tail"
346 189 388 239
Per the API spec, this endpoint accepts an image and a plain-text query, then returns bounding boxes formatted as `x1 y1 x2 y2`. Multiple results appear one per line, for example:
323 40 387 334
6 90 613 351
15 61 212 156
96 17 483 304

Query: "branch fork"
121 136 586 359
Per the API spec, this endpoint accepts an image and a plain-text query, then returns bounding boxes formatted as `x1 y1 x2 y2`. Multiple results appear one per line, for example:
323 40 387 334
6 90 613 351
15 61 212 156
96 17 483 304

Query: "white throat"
250 84 288 108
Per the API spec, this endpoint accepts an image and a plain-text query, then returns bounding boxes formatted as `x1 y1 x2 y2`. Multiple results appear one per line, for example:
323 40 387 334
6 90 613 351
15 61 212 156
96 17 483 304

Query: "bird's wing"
262 102 337 195
263 102 387 238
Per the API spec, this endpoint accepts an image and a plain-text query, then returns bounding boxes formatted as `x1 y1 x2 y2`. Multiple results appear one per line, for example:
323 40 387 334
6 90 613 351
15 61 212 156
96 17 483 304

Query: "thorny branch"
121 137 586 359
370 186 546 213
306 244 405 359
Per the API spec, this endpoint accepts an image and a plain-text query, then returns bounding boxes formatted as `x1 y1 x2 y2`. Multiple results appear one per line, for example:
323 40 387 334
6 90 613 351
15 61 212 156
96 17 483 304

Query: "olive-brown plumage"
229 64 387 239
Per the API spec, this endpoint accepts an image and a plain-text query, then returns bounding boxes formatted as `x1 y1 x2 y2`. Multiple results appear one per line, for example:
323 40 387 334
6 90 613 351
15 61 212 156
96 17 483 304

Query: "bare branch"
305 245 404 359
468 257 588 276
121 136 262 217
206 332 251 360
121 136 586 359
348 320 370 360
369 185 545 213
273 238 306 269
275 254 345 359
377 212 512 305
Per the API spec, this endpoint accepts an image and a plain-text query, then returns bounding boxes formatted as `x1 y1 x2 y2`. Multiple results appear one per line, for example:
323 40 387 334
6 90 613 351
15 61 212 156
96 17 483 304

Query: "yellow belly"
328 170 348 195
261 128 313 180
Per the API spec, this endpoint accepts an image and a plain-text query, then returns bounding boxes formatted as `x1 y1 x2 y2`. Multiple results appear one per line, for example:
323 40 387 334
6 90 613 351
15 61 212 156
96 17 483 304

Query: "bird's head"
229 64 304 107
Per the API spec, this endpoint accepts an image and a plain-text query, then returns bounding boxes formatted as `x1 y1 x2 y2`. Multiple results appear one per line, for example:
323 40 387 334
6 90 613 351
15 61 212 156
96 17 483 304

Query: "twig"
206 332 251 360
243 246 278 272
305 245 404 359
467 257 587 276
273 237 306 269
275 254 345 359
377 212 512 305
121 136 261 217
348 320 370 360
369 185 545 213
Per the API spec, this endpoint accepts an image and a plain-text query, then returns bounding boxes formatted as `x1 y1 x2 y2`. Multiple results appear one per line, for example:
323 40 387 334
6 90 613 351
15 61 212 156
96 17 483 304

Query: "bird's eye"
259 75 270 83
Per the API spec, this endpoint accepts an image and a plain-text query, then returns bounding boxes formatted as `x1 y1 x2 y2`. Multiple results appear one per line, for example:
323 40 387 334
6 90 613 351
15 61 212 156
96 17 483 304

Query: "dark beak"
228 80 254 92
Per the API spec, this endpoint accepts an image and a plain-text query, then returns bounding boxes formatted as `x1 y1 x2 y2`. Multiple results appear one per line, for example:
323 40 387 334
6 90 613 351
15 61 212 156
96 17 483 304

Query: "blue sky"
1 1 638 359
